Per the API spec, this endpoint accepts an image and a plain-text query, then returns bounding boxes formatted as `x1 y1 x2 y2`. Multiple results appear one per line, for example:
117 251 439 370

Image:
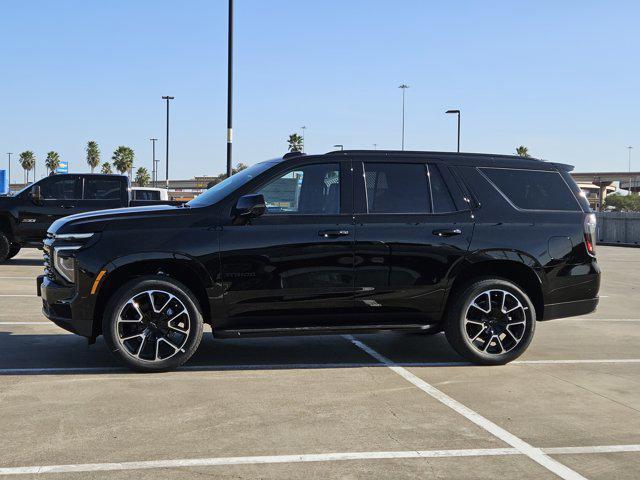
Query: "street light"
6 153 12 190
162 96 174 190
301 126 307 152
398 84 409 150
333 144 344 151
628 146 633 193
373 143 377 150
226 0 234 178
446 109 461 153
150 138 158 187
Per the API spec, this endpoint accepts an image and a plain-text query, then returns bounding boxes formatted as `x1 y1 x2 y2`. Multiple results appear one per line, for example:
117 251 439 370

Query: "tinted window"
84 178 122 200
429 164 456 213
133 190 159 201
40 177 81 200
257 163 340 214
481 168 579 211
364 163 430 214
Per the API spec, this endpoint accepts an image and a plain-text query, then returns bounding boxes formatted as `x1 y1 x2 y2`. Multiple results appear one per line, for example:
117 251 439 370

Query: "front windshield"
187 161 276 208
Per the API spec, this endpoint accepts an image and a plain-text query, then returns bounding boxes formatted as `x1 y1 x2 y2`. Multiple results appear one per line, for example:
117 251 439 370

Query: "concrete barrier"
596 212 640 246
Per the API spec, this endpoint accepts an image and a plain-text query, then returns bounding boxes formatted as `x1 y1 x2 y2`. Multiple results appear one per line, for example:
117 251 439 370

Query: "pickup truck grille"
42 243 55 280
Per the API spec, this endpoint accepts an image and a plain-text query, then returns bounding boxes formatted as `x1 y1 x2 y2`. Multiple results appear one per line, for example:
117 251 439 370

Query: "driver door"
219 159 355 331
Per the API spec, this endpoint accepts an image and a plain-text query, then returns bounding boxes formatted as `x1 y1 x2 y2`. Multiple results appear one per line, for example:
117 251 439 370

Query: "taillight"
584 213 596 257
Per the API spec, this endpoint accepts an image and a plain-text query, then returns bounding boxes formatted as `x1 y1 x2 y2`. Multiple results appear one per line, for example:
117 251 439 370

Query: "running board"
213 323 441 338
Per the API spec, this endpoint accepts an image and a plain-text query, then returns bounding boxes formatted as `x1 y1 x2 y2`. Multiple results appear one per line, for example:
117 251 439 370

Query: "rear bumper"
542 297 599 321
37 275 93 337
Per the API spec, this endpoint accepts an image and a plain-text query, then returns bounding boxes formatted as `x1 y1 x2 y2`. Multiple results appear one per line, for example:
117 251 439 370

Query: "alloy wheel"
116 290 191 362
463 289 528 355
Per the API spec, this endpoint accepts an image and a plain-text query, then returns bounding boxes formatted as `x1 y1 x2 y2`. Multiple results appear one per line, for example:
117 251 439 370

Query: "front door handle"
318 229 350 238
433 228 462 237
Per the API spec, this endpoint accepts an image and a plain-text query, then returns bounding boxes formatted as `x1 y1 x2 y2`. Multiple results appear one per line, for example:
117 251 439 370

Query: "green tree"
111 146 135 176
604 192 640 212
134 167 151 187
45 151 61 174
19 151 36 183
515 145 530 158
287 133 303 152
86 141 100 173
232 162 248 174
100 162 113 174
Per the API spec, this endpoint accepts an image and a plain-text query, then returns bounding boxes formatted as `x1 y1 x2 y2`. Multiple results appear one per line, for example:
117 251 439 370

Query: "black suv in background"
37 150 600 372
0 174 175 262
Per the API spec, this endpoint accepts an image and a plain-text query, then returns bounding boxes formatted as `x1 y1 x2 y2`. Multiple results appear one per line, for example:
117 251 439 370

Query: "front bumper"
37 275 94 337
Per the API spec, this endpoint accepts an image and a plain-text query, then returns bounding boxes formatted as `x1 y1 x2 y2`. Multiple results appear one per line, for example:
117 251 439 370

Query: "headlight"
53 246 81 283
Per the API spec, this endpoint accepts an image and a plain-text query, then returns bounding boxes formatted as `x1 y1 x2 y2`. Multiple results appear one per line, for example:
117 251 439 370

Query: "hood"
49 204 186 235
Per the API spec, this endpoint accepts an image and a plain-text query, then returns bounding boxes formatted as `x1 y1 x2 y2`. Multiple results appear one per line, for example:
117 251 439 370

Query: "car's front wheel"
103 276 204 372
444 278 536 365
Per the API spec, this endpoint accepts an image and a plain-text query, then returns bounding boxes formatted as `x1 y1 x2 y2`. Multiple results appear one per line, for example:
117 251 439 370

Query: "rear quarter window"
480 168 580 211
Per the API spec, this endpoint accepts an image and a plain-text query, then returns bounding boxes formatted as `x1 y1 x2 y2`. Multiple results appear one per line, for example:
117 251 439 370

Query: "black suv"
37 150 600 372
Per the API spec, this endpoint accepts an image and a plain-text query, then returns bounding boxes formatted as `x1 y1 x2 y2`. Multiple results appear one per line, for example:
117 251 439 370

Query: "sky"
1 0 639 181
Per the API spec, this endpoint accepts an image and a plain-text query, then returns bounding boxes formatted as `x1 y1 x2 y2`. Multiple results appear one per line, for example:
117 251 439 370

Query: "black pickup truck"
0 173 174 262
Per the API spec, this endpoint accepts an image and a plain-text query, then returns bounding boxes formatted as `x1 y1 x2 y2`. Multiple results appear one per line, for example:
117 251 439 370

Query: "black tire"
6 244 21 260
0 232 10 263
103 275 204 372
444 278 536 365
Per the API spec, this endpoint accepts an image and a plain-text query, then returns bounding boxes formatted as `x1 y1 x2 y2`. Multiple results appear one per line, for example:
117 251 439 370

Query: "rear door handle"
433 228 462 237
318 229 350 238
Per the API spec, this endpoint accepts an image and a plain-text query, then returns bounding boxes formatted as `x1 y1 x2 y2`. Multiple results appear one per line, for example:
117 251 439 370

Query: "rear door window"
480 168 580 211
364 163 431 214
83 178 122 200
428 164 457 213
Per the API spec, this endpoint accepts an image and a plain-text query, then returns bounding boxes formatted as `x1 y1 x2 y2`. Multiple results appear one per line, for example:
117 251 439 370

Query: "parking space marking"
346 336 588 480
0 444 638 476
1 358 640 375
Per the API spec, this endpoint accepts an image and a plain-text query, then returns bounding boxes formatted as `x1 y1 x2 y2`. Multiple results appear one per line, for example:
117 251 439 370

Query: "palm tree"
19 151 36 183
515 146 530 158
45 151 61 175
111 146 135 176
287 133 304 152
86 141 100 173
100 162 113 174
134 167 151 187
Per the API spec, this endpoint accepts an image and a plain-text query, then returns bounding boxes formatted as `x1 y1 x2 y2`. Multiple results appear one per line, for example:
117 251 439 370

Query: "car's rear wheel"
444 278 536 365
103 276 204 372
6 244 20 260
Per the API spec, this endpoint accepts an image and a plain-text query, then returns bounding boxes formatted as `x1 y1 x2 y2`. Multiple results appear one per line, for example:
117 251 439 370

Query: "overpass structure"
571 172 640 210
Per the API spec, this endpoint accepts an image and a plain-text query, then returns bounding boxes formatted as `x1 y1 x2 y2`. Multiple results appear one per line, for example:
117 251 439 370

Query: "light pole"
162 96 174 190
6 153 12 191
628 146 633 193
333 144 344 151
373 143 377 150
398 84 409 150
301 126 307 152
150 138 158 187
226 0 234 178
446 109 461 153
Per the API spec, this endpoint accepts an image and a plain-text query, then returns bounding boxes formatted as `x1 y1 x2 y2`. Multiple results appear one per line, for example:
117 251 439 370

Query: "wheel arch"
443 255 545 322
92 253 214 338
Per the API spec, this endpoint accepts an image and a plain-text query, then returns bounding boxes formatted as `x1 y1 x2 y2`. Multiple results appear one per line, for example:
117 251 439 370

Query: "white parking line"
1 358 640 375
346 336 588 480
0 444 638 476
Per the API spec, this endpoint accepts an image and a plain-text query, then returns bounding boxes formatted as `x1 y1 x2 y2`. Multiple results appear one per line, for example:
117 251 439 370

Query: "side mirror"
235 194 266 219
30 185 42 205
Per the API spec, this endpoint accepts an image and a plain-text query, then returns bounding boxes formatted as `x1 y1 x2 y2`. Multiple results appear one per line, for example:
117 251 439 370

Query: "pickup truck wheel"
0 232 10 263
103 276 204 372
444 278 536 365
6 244 21 260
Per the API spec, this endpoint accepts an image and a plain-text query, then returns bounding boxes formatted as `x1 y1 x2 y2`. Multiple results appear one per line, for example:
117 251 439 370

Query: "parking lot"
0 246 638 479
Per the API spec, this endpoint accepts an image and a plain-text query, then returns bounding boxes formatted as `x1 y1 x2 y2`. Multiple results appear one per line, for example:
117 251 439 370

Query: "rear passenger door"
352 158 474 323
